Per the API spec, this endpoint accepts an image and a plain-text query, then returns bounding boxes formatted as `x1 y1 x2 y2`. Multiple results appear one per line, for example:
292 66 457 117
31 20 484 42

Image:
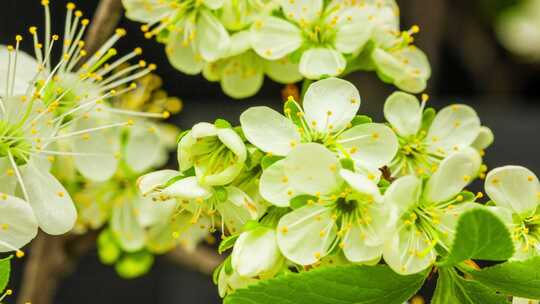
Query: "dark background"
1 0 540 303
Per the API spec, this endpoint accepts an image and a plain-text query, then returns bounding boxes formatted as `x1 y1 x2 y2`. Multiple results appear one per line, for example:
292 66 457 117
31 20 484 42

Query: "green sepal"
339 158 355 171
420 107 436 132
214 186 228 202
290 195 319 210
0 255 12 294
176 129 190 144
284 98 304 129
219 234 240 254
215 118 232 129
261 155 284 170
350 115 373 127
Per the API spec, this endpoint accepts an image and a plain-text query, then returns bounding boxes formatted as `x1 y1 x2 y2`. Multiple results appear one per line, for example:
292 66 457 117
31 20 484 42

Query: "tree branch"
165 246 224 276
16 232 97 304
84 0 124 57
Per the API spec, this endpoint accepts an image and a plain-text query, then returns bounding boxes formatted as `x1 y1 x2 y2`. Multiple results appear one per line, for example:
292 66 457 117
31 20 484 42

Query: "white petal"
0 157 17 194
339 169 382 202
424 150 480 203
337 123 399 168
0 194 38 252
217 128 246 161
191 122 218 138
513 298 539 304
283 143 341 196
72 117 119 182
125 123 162 173
146 213 210 254
137 169 181 196
485 166 540 215
216 200 253 235
333 7 373 53
251 16 302 60
166 20 204 75
260 160 296 207
196 160 244 186
232 227 282 277
426 104 481 154
111 198 146 251
221 53 264 99
197 10 230 62
281 0 322 24
372 46 430 93
240 106 301 156
383 227 436 275
203 0 224 9
303 77 360 134
21 164 77 235
299 48 346 79
384 175 422 213
226 186 260 219
277 205 337 265
264 57 303 84
225 31 252 57
121 0 171 23
0 46 39 96
343 226 383 263
471 126 494 151
383 91 422 137
137 197 176 227
177 131 196 171
161 176 213 200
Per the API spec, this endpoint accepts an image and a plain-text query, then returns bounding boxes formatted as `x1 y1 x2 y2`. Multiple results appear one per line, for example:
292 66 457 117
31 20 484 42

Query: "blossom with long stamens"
123 0 231 75
0 1 161 239
382 148 481 275
383 91 490 178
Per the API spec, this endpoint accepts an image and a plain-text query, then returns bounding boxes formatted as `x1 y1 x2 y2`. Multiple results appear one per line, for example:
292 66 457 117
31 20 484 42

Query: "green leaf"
467 257 540 299
290 195 318 210
224 264 428 304
350 115 373 126
432 268 509 304
440 208 514 267
261 155 284 170
219 234 240 254
0 256 12 293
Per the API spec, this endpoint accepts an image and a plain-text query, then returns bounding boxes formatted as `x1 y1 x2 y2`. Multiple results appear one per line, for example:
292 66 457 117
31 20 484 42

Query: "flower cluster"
0 1 169 258
122 0 430 98
136 77 540 298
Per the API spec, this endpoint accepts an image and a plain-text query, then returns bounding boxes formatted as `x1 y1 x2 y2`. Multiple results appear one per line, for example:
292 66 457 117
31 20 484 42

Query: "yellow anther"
75 10 83 17
134 47 143 55
127 119 134 126
16 250 25 258
29 26 37 34
115 28 127 37
15 35 23 42
52 34 59 41
411 25 420 33
41 0 49 6
67 2 76 10
456 195 464 202
162 111 170 119
280 226 289 234
149 63 157 71
5 289 12 295
81 19 90 26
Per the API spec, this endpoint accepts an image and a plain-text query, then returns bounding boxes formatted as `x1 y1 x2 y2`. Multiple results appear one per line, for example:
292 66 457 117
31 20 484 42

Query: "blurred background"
1 0 540 303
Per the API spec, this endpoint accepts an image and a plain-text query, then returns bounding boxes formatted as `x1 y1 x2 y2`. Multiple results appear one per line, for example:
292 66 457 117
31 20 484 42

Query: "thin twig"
84 0 124 57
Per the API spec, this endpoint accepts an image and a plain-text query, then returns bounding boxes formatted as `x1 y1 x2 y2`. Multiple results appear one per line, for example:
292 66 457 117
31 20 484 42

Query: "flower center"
192 137 238 177
0 119 32 163
390 133 443 176
301 23 336 47
514 214 540 253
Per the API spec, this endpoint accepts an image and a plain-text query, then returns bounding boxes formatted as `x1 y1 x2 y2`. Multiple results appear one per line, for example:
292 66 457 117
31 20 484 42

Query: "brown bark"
84 0 124 57
16 232 97 304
